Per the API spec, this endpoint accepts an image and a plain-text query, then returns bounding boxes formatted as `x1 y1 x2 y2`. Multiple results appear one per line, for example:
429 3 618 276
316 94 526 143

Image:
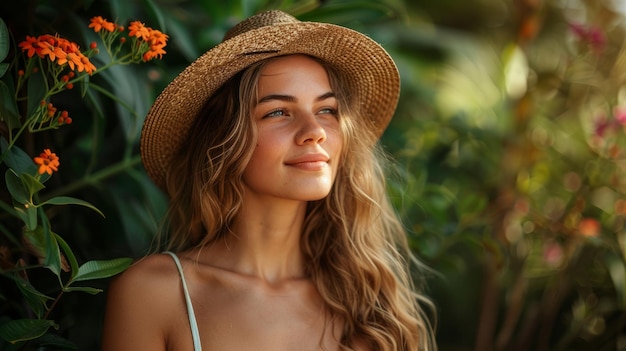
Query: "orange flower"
32 34 67 62
38 42 67 62
128 21 151 41
148 29 168 47
81 56 96 74
89 16 116 33
143 45 167 61
33 149 60 175
57 52 83 72
578 218 600 237
18 36 40 57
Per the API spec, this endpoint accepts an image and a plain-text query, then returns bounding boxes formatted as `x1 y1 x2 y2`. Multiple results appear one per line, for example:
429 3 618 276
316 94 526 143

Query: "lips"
284 153 330 170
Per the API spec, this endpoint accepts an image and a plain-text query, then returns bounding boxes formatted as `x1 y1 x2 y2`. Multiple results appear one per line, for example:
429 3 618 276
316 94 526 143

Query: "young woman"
102 10 436 351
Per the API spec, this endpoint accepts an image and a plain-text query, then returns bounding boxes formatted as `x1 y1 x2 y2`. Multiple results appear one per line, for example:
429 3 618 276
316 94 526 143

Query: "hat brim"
140 21 400 190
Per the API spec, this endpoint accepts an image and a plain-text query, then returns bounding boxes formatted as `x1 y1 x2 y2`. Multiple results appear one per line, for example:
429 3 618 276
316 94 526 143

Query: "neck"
211 196 308 284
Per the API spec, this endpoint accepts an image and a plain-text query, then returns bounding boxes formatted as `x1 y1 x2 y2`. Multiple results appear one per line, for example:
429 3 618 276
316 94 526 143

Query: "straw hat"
140 10 400 190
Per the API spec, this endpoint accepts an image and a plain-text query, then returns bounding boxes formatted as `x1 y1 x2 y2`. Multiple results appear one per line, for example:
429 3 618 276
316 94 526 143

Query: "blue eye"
264 109 286 118
319 108 338 116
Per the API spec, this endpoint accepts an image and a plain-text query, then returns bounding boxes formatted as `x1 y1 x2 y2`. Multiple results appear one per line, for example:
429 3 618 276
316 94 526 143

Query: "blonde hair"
162 55 436 350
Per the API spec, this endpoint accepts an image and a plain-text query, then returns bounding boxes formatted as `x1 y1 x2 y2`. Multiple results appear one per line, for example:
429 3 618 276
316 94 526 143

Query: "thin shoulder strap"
163 251 203 351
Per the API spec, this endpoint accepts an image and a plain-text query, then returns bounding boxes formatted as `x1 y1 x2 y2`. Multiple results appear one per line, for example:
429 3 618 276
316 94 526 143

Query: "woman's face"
242 55 343 203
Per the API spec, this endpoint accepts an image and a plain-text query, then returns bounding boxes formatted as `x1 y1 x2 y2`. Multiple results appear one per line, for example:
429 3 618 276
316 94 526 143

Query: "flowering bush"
0 15 167 349
386 1 626 349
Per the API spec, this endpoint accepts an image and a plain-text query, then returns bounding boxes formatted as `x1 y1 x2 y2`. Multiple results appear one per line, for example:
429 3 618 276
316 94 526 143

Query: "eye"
263 109 287 118
318 107 338 117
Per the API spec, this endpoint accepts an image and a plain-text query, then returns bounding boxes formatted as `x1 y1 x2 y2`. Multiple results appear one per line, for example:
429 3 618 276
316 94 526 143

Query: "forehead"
257 55 331 93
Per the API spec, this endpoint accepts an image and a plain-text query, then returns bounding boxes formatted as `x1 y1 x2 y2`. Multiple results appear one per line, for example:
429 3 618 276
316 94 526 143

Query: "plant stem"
43 291 63 320
474 252 500 351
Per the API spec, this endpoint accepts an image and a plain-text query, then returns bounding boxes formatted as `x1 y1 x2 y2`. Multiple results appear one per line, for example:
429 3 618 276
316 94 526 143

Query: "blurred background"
1 0 626 350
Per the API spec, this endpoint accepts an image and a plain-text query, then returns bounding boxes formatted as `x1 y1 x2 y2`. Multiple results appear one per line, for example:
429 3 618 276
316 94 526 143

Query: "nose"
296 113 327 145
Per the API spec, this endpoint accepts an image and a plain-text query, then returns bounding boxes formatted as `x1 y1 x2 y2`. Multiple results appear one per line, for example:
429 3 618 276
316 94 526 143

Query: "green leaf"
13 274 53 319
54 232 79 280
0 63 8 78
23 225 62 276
22 226 46 258
0 138 37 176
5 169 29 204
12 204 37 230
41 217 62 276
606 253 626 309
0 80 21 129
0 18 8 63
72 258 132 282
96 65 148 143
20 172 45 196
63 286 103 295
0 319 57 344
34 333 78 350
39 196 105 217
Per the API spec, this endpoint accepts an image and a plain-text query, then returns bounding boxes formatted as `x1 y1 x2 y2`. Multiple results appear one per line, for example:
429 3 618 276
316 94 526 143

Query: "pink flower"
593 113 612 137
543 242 563 267
587 27 606 52
614 106 626 125
570 23 606 53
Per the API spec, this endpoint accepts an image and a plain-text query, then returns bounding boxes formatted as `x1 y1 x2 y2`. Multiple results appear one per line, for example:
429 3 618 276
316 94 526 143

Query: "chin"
303 189 333 202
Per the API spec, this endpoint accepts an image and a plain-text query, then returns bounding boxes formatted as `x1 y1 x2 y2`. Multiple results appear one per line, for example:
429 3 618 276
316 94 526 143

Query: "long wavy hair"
161 55 436 351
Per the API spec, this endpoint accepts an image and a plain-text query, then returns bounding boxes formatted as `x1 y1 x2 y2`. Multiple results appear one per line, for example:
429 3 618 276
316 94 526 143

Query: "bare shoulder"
115 253 179 285
106 253 181 305
101 253 184 351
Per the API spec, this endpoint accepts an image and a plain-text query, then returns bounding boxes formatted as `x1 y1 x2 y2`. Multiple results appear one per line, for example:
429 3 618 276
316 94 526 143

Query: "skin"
102 55 349 350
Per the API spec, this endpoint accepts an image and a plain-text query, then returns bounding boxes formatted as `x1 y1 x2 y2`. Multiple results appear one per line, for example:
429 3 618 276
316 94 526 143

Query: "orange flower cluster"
89 17 168 62
18 34 96 74
128 21 168 61
33 149 60 175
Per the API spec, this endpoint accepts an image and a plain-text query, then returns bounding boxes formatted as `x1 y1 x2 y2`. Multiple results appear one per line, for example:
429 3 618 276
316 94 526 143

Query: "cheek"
329 128 344 155
246 138 280 170
328 131 343 175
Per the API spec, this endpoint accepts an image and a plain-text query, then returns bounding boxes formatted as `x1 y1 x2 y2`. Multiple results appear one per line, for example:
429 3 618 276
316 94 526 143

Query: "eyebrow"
257 91 336 104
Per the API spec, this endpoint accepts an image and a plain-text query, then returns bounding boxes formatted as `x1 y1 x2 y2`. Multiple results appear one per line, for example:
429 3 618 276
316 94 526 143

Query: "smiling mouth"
284 155 330 171
286 161 328 171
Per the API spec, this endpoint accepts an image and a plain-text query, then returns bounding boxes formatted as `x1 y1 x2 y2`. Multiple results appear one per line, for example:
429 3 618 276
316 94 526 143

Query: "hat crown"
223 10 299 41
